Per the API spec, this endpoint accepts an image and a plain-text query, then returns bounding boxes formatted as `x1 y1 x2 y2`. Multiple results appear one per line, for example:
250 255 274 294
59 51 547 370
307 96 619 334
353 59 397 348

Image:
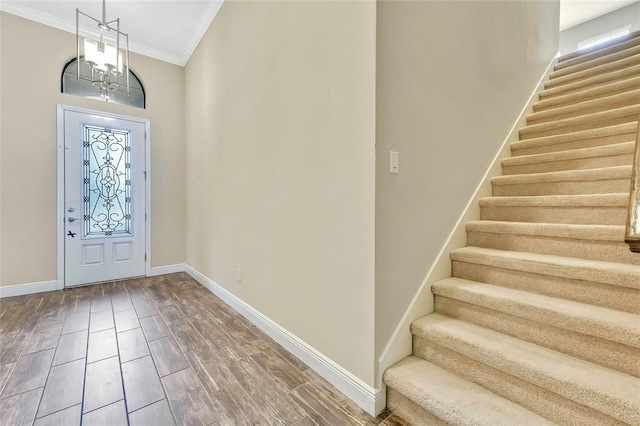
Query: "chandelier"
76 0 129 100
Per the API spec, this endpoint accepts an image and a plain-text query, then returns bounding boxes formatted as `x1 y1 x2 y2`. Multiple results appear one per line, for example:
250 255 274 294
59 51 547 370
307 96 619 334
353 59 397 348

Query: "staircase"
383 33 640 425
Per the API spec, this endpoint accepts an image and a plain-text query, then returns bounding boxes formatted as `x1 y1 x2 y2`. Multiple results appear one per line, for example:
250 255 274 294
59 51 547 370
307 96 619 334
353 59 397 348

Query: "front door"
63 109 146 287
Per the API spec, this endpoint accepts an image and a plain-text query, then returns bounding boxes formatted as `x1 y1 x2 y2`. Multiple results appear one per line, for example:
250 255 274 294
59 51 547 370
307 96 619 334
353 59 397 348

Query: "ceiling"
0 0 637 66
0 0 224 66
560 0 639 31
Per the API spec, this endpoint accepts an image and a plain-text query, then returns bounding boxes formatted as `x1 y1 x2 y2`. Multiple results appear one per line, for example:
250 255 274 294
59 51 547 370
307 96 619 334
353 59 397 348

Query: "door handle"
67 217 79 223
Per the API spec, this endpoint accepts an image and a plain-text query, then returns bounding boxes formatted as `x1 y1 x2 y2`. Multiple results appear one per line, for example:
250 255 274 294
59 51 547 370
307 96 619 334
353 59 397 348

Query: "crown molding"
181 1 225 66
0 0 225 67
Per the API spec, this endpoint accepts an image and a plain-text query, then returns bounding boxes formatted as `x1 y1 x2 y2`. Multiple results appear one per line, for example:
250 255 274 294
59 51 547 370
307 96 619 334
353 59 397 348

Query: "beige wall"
0 12 186 286
375 0 560 357
185 1 377 386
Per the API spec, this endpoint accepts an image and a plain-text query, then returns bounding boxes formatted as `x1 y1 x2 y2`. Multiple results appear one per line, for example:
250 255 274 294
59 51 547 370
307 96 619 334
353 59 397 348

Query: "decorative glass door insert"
83 125 132 237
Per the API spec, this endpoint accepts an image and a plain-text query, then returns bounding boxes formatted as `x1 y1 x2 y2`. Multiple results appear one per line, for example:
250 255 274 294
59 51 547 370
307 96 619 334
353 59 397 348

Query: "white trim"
376 55 560 396
144 123 152 277
0 280 58 298
57 106 66 291
181 1 225 66
56 105 151 289
0 1 224 66
185 265 381 416
147 264 187 277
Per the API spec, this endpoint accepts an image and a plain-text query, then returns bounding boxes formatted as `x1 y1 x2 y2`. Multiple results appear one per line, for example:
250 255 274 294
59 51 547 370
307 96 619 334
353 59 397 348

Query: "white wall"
374 0 560 369
184 0 377 387
560 2 640 54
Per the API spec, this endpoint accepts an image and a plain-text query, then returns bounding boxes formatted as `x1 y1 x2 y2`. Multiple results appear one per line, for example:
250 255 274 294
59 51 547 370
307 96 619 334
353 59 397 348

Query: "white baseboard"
0 280 58 298
0 264 187 298
147 263 187 276
185 265 382 416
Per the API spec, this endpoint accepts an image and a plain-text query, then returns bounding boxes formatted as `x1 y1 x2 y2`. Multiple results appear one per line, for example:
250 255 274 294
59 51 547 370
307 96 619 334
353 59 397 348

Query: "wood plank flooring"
0 273 406 425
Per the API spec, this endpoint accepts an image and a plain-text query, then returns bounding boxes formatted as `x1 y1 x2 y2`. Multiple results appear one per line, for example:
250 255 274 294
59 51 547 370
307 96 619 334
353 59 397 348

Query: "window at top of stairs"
577 25 631 50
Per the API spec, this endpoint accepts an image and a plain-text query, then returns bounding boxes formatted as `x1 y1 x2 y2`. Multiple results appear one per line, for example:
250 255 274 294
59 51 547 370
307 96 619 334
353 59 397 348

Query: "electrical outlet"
237 269 242 283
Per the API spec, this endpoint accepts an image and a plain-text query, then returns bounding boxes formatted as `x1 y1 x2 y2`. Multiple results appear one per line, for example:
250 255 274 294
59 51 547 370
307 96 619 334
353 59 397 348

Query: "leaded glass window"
62 58 145 108
83 125 132 237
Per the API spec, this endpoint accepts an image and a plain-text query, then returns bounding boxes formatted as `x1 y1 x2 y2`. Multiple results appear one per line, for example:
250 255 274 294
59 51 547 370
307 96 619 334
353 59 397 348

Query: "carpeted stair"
383 31 640 425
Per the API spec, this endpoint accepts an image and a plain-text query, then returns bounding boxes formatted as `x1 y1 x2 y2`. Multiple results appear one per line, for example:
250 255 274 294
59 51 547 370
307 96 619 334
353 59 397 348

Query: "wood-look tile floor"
0 273 407 426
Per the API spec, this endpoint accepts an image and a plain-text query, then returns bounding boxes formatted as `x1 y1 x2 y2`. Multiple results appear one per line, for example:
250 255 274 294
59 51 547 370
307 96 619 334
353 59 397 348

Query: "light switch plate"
390 151 399 174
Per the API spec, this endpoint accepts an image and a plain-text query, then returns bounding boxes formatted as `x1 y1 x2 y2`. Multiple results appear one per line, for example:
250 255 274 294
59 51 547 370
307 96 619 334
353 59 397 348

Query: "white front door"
63 109 146 287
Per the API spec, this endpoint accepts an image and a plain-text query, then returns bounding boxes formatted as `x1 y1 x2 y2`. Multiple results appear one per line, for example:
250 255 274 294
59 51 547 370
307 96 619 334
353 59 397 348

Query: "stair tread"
541 64 640 100
411 314 640 425
479 193 629 206
465 220 625 240
503 141 635 167
511 122 637 152
519 104 639 138
492 165 631 185
527 88 640 122
432 277 640 348
533 76 640 111
384 356 552 426
450 246 640 289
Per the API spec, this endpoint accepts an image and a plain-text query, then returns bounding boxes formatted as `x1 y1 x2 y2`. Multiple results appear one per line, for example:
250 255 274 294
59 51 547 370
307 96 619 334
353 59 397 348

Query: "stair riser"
550 46 640 80
540 65 640 100
466 230 640 266
519 112 638 140
451 261 640 314
480 205 627 225
434 296 640 377
526 95 640 125
533 78 640 112
412 340 624 426
386 389 447 426
492 178 631 196
545 55 640 90
502 152 634 175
